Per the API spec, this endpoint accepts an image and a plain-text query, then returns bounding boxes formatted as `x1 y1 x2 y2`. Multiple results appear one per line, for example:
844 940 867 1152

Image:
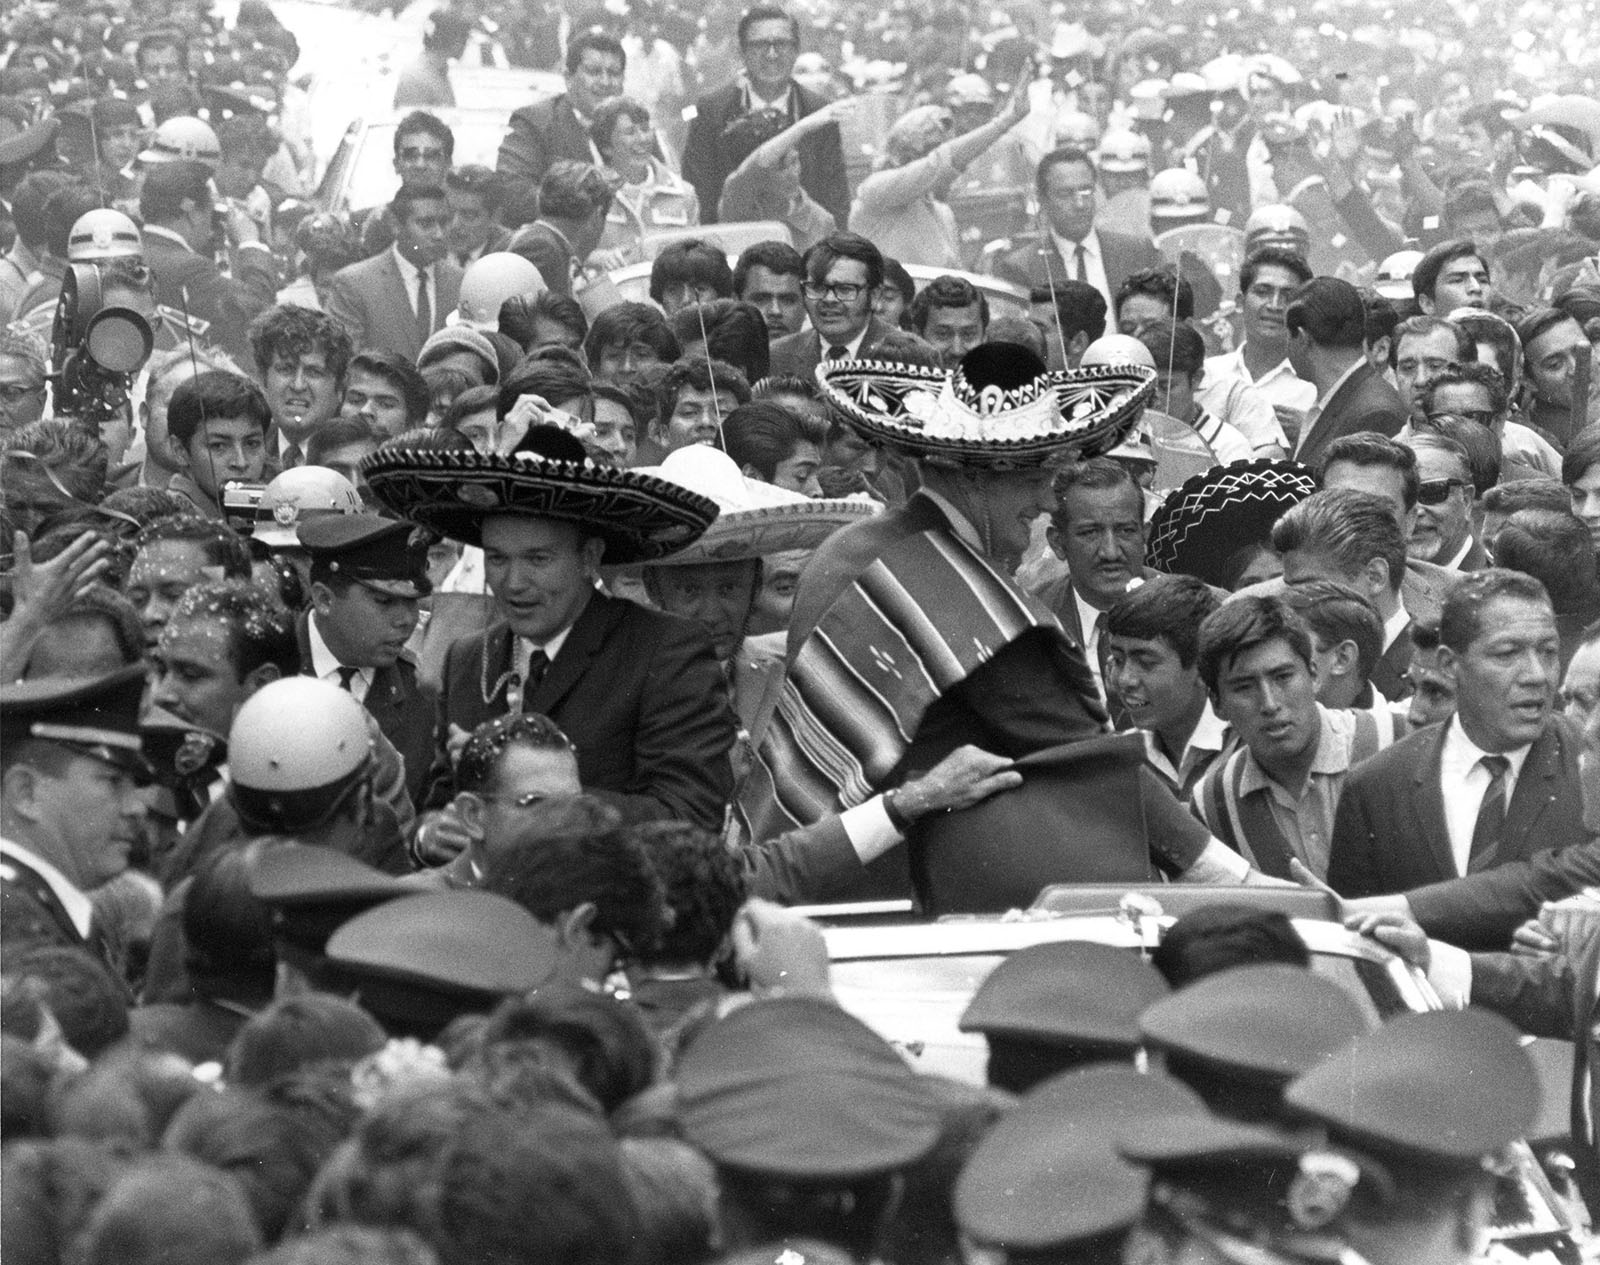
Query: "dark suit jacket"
431 592 736 831
1369 619 1414 703
296 614 437 807
141 230 278 368
1 848 92 959
496 94 595 199
1471 908 1600 1209
1328 716 1588 900
1408 838 1600 950
768 315 896 380
323 250 463 362
988 229 1164 304
681 80 851 229
508 220 578 297
1293 361 1408 468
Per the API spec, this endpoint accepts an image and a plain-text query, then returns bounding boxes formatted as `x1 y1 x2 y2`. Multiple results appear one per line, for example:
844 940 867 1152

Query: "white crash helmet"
1096 128 1151 174
1373 249 1425 302
138 115 222 168
1080 333 1158 370
451 252 546 331
253 466 363 547
1053 109 1101 150
1243 203 1311 254
228 678 373 832
1149 168 1210 219
67 208 143 261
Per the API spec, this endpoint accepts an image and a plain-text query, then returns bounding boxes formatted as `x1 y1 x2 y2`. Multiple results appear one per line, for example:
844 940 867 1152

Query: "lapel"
1297 362 1370 462
524 593 618 716
1502 722 1565 848
1057 580 1086 644
378 251 416 346
1409 724 1457 881
1370 622 1414 701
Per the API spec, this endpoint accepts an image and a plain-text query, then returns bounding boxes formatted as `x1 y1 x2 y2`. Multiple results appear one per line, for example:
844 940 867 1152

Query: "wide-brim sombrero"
361 447 720 563
637 444 881 565
816 342 1156 470
1145 458 1319 588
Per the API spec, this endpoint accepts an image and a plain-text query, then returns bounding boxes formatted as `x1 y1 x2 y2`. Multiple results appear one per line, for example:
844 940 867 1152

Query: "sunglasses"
1425 409 1497 425
1416 477 1472 505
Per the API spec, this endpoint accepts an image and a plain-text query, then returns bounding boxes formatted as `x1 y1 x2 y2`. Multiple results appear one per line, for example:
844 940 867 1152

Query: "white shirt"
821 322 872 360
0 837 93 937
1074 585 1110 695
1382 603 1409 653
1050 227 1113 311
308 611 371 702
1205 345 1317 415
514 622 576 686
1438 714 1533 876
391 244 436 316
1142 700 1230 795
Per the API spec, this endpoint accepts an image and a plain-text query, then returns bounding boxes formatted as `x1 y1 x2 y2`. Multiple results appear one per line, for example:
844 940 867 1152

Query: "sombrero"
1146 458 1319 588
362 445 720 564
815 343 1156 470
638 445 879 566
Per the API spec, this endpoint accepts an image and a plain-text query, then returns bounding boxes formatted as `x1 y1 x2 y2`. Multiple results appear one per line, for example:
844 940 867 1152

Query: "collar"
916 486 984 552
521 621 576 661
1312 357 1365 412
0 837 94 937
1382 602 1409 652
391 243 431 287
1188 700 1230 752
1441 712 1534 783
143 223 195 254
819 321 871 358
1074 585 1108 641
1441 534 1476 571
1050 227 1100 260
1237 703 1346 796
1221 343 1300 384
743 77 793 113
308 612 371 688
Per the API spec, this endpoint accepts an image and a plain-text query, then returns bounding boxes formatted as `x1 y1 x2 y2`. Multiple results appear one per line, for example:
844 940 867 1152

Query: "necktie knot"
826 344 849 361
1481 754 1510 779
336 665 360 692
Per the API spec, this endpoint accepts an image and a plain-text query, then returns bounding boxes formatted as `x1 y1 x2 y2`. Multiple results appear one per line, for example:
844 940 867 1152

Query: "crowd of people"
2 0 1600 1260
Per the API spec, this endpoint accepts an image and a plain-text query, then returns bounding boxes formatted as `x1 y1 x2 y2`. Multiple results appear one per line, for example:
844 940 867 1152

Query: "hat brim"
816 358 1155 469
1146 458 1319 588
362 448 719 563
649 499 879 565
353 576 430 599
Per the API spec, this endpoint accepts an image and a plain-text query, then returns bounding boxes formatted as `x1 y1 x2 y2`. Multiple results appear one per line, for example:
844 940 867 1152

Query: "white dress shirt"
1050 228 1113 311
1382 603 1410 653
1438 714 1533 876
1204 345 1317 415
308 612 371 702
390 244 435 317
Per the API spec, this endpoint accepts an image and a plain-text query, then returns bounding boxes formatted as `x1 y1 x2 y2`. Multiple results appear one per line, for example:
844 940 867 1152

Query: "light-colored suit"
324 250 463 362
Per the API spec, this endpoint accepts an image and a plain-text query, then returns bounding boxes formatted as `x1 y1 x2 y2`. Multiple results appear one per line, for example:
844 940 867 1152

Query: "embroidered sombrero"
1145 458 1319 588
815 343 1156 469
638 445 880 565
362 439 720 563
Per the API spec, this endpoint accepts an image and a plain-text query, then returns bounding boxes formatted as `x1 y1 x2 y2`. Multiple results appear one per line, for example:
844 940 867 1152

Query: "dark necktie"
1073 243 1088 283
336 665 360 692
522 648 550 701
282 442 304 468
1092 611 1113 704
826 343 849 361
416 269 432 344
1468 754 1511 872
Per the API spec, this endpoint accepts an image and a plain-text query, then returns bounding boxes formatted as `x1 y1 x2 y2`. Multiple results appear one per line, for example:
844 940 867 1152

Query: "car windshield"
329 116 511 213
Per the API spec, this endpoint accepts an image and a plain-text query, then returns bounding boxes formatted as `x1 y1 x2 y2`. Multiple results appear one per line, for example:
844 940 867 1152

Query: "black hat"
298 513 433 599
247 842 411 961
1146 458 1319 588
0 665 147 774
675 996 944 1181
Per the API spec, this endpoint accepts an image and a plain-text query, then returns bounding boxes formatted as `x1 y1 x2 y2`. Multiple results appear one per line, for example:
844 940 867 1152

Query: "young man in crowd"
163 371 271 520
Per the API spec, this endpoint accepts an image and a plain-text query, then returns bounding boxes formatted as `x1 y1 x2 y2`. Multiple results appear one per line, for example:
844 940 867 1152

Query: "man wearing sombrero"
364 424 738 833
739 344 1281 908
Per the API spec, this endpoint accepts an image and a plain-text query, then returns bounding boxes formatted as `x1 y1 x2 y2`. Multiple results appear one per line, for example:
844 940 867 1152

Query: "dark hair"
168 581 300 680
183 847 275 994
9 170 71 250
393 110 455 162
538 160 614 221
655 356 753 428
133 515 253 579
909 275 990 337
1413 237 1488 302
880 257 916 312
248 305 354 385
802 232 885 293
566 28 626 73
1151 905 1309 987
617 1139 720 1265
1438 566 1553 652
1035 145 1096 198
2 419 108 508
1030 281 1107 343
479 985 656 1112
734 240 805 295
1282 578 1384 685
484 825 667 959
1563 422 1600 487
1196 594 1314 696
650 239 736 305
348 350 430 428
589 96 652 158
165 371 271 451
31 586 144 670
445 162 502 214
1420 360 1508 418
439 384 500 436
1238 246 1313 294
722 399 825 479
453 712 575 794
1453 309 1521 386
1270 488 1408 595
79 1155 262 1265
501 290 588 351
1135 318 1205 377
1443 182 1501 232
1285 277 1365 349
583 302 680 368
137 28 188 67
1389 313 1475 370
1104 573 1221 669
43 183 106 258
1359 288 1400 348
498 356 593 419
137 160 209 224
1492 512 1595 608
1514 306 1578 363
6 947 129 1058
669 300 770 384
630 822 746 967
1116 266 1194 323
737 5 801 46
390 182 448 224
1413 415 1501 495
985 317 1048 361
1050 457 1139 531
305 413 382 466
1483 477 1571 517
224 994 386 1088
96 486 192 530
1320 431 1420 511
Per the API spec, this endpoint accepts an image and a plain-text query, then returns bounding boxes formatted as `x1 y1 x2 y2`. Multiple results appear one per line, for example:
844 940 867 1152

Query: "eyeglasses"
476 790 555 809
398 146 446 162
1051 188 1097 205
1416 477 1472 505
1426 408 1497 425
803 281 867 302
745 38 797 53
